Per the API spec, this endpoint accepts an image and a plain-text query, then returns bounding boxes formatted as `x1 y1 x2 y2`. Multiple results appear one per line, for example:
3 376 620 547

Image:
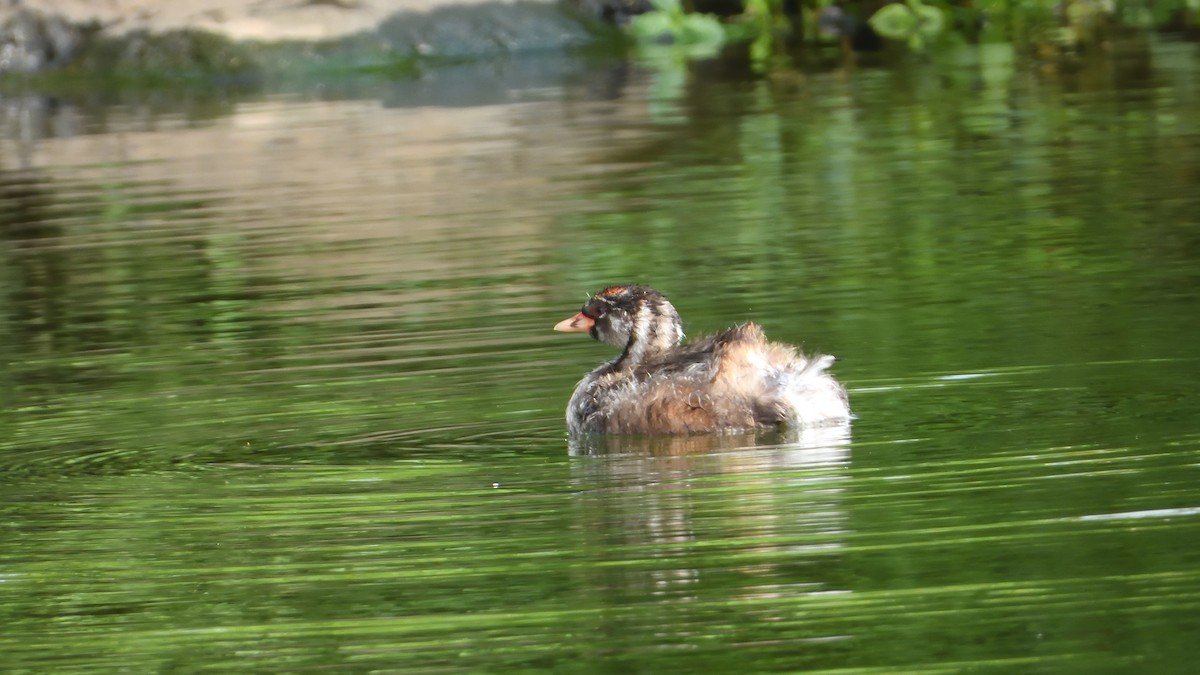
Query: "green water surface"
2 41 1199 672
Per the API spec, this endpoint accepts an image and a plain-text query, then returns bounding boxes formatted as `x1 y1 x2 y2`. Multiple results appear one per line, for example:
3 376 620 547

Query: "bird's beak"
554 312 594 333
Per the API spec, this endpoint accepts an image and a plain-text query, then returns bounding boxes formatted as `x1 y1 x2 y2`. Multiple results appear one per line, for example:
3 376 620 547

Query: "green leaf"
630 5 726 58
649 0 684 15
749 32 773 64
680 13 727 50
910 0 946 38
744 0 772 17
630 12 676 42
869 3 918 40
869 0 945 48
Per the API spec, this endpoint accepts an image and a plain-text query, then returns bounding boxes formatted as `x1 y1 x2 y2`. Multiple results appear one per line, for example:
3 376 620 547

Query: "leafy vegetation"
627 0 1200 70
629 0 728 56
869 0 946 50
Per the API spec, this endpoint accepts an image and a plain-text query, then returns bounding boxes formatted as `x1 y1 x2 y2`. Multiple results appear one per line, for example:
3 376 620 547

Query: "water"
2 41 1200 672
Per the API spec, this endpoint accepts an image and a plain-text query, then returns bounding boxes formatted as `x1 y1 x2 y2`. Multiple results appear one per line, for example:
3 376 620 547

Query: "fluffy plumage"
554 285 850 434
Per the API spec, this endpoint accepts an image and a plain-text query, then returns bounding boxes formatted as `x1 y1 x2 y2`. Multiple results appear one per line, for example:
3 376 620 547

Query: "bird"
553 285 850 434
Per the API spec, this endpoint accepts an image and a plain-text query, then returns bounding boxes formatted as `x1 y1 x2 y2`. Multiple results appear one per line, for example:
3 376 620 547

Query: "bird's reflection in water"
568 424 850 462
567 424 853 621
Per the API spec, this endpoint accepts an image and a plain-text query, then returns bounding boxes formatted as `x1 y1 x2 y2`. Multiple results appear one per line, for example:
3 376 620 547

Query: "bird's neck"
611 304 683 372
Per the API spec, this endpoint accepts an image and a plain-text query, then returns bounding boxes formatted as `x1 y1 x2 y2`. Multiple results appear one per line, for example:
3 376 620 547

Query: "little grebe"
554 285 850 434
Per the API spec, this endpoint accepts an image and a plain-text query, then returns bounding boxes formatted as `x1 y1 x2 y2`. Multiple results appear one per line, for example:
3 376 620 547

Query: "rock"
570 0 652 26
0 8 95 74
0 0 630 76
1 0 629 44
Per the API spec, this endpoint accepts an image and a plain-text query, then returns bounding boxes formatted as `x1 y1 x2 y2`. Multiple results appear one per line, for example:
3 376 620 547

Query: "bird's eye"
582 302 607 320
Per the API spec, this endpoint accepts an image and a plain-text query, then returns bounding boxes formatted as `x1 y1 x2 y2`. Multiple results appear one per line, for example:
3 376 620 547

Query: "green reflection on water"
2 40 1200 672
